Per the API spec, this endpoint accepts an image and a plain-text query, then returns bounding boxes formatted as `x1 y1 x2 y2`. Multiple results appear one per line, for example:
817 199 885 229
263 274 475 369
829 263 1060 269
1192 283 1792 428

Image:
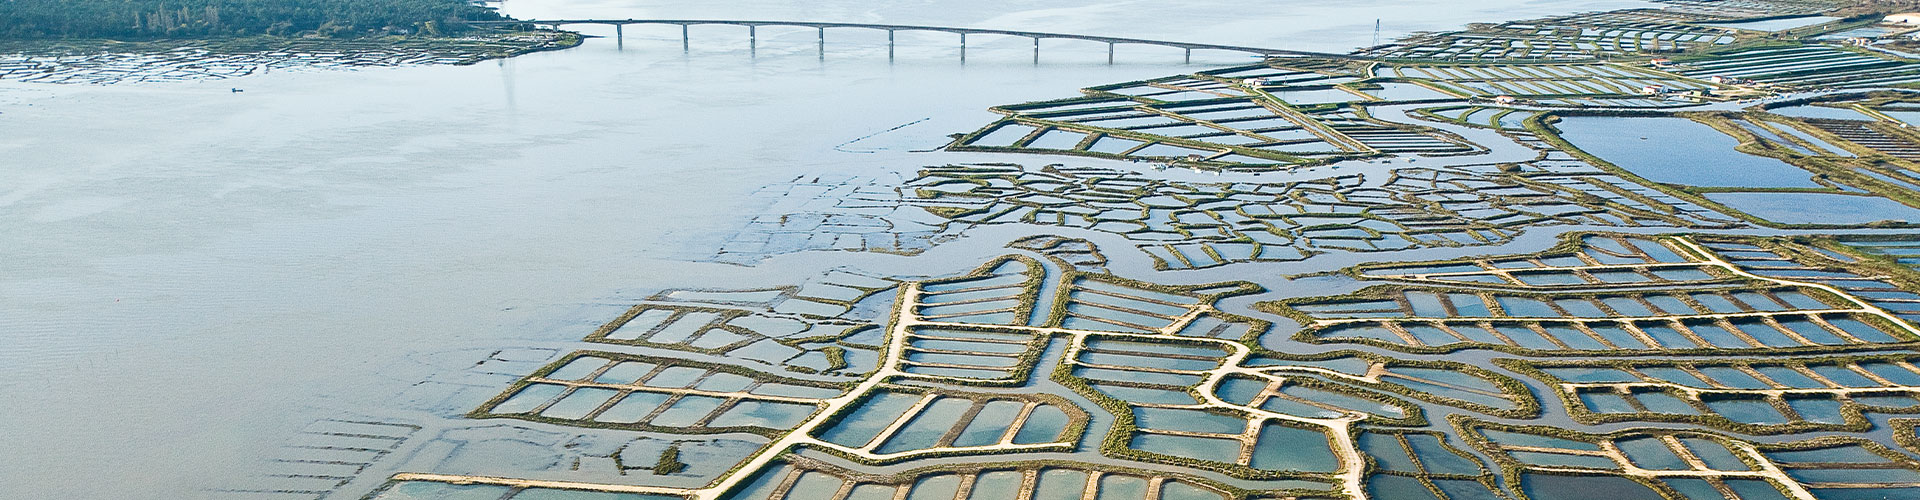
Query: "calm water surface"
0 1 1656 498
1555 116 1823 188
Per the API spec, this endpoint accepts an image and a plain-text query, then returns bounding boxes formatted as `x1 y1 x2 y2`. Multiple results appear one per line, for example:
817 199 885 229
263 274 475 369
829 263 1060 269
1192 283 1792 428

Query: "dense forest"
0 0 513 39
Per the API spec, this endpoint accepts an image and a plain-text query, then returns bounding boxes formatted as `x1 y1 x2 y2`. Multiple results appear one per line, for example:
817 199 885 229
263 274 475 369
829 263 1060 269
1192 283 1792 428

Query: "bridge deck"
467 19 1348 59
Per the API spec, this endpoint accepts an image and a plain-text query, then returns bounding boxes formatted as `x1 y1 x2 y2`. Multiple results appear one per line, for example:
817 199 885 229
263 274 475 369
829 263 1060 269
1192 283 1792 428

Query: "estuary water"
0 0 1655 498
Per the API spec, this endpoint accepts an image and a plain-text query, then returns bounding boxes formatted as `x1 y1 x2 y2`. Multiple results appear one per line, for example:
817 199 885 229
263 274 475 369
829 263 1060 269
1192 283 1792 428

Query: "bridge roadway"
467 19 1351 62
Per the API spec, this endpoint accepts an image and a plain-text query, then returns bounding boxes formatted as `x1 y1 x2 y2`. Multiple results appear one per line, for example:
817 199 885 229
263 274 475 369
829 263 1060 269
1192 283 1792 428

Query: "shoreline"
0 29 581 85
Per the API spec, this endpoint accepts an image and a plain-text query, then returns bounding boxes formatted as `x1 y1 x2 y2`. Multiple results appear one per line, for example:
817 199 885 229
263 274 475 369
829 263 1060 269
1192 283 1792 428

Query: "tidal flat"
13 0 1920 499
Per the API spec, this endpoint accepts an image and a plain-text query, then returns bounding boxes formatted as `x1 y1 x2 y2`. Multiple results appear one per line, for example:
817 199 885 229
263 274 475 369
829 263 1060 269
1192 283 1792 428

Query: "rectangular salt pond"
906 351 1018 367
903 364 1009 379
911 338 1026 354
540 387 621 420
645 366 707 388
1026 130 1089 150
1096 475 1151 500
875 397 971 453
1695 366 1770 389
594 362 656 384
1704 192 1920 225
1260 394 1348 419
1766 105 1868 121
1130 433 1242 462
1129 143 1220 158
1882 110 1920 128
1068 290 1193 317
592 392 671 423
1098 382 1200 405
1135 407 1246 434
1701 396 1790 425
649 312 721 344
1075 279 1199 304
949 401 1022 447
1635 391 1701 415
1213 376 1269 405
706 400 815 429
1011 404 1070 444
1579 390 1639 414
1087 136 1147 154
547 356 613 381
1404 435 1481 475
917 273 1029 292
1362 83 1454 101
1080 351 1217 371
648 395 727 426
1554 116 1822 188
1360 434 1418 472
1616 437 1689 470
965 471 1023 499
1731 120 1816 155
786 472 847 499
1034 469 1088 498
1067 303 1177 329
1282 385 1409 417
1267 88 1362 105
917 287 1020 304
1249 423 1339 472
919 299 1020 317
1521 474 1661 500
1075 366 1203 386
818 392 921 447
493 383 568 414
1702 16 1839 32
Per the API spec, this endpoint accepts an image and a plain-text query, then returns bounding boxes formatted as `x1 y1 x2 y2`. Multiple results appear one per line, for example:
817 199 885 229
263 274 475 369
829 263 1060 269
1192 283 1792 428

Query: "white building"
1887 13 1920 25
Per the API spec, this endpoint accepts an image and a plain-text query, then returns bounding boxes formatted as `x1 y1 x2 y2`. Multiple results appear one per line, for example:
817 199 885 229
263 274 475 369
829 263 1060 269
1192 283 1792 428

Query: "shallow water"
1520 473 1662 500
1130 433 1242 462
1705 192 1920 225
1247 423 1339 472
1768 105 1869 121
819 392 922 447
1700 16 1839 32
1554 116 1821 188
1011 404 1072 444
11 0 1870 498
875 397 973 453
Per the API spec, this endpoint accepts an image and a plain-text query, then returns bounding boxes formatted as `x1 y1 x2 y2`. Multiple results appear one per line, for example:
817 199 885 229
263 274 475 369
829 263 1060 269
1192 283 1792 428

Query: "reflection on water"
0 0 1717 498
1554 116 1822 188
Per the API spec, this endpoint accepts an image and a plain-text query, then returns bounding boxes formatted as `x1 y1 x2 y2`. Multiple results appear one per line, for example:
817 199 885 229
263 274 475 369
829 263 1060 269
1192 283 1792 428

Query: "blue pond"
1705 192 1920 225
1700 16 1839 32
1555 117 1820 188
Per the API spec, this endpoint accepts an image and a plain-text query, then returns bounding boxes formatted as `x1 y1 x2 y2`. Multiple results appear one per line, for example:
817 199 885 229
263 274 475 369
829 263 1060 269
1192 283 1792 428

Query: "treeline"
0 0 512 39
1833 0 1920 16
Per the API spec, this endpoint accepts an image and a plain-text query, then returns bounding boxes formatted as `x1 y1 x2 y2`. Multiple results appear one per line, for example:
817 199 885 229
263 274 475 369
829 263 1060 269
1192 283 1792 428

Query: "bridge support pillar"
615 24 623 50
490 20 1318 64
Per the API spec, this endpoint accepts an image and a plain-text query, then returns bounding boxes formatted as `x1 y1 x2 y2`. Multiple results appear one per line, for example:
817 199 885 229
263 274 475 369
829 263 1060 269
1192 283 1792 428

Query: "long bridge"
468 19 1349 63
